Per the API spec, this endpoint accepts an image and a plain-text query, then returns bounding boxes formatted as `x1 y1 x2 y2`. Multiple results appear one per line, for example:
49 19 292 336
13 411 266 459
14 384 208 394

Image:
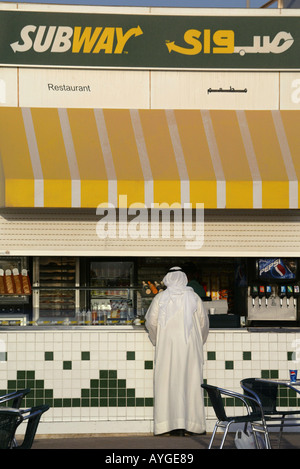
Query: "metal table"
257 378 300 394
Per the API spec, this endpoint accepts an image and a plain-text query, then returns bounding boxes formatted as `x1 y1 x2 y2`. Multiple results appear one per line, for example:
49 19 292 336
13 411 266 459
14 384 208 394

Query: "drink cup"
209 308 215 315
290 370 298 383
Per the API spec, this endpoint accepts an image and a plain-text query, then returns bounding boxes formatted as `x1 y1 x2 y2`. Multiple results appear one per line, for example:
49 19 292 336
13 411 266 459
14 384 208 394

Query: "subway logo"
10 24 234 55
10 25 144 54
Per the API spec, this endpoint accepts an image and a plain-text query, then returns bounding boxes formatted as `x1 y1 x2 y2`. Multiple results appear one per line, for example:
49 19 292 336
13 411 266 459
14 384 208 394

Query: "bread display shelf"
0 268 31 296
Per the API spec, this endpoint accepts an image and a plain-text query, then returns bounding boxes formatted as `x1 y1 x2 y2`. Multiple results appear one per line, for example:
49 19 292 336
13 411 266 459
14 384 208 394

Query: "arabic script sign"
0 10 299 69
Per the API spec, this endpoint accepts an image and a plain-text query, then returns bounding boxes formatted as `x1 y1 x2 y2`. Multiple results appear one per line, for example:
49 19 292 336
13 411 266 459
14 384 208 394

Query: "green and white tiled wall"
203 331 300 420
0 329 300 434
0 329 155 433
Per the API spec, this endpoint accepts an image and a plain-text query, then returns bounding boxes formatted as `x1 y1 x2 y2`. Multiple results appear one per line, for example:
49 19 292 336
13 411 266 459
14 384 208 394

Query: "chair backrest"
16 405 50 450
241 378 278 413
0 408 22 449
0 389 31 409
201 384 228 421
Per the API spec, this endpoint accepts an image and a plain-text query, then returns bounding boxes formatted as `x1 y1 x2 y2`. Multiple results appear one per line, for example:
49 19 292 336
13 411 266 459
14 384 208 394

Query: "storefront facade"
1 3 300 435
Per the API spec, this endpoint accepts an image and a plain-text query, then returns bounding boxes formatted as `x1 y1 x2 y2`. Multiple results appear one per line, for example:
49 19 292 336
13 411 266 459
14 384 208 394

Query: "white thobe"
145 292 209 435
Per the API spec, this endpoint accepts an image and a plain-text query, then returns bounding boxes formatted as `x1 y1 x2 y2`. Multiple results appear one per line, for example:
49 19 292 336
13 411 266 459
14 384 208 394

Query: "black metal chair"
0 389 31 408
241 378 300 448
0 408 21 449
201 383 271 449
0 404 49 449
0 389 32 448
15 405 50 449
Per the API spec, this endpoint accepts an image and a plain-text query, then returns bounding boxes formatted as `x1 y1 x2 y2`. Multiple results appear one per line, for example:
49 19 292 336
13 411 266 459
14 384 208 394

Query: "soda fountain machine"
247 258 299 322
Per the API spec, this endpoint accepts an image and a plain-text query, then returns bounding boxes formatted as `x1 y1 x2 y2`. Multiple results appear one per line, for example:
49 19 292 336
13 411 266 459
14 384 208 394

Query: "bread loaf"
13 268 22 294
0 269 5 295
5 269 14 294
21 269 31 294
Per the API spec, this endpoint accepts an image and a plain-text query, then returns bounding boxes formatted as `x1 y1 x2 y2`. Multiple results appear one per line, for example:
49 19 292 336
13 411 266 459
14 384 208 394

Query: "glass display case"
0 256 31 324
33 256 78 322
0 255 244 328
88 261 135 324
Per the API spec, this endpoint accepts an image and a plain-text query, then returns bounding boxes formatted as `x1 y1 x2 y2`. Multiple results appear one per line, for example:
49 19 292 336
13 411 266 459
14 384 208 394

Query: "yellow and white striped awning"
0 107 299 209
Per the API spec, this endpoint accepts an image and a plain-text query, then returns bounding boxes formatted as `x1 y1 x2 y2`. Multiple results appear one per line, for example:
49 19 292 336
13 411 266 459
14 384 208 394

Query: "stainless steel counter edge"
0 325 148 331
1 326 300 332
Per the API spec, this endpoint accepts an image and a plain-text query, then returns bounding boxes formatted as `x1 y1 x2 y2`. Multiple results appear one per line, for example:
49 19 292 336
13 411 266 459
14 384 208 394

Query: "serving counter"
1 324 299 436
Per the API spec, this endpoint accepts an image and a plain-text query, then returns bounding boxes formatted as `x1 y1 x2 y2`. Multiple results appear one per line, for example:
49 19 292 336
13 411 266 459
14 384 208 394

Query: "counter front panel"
0 328 299 435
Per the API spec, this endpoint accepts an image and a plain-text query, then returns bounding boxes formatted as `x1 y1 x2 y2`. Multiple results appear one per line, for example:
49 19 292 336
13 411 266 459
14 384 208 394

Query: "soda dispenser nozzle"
286 285 293 307
258 286 265 307
265 285 271 307
251 285 258 307
279 285 286 308
293 285 300 308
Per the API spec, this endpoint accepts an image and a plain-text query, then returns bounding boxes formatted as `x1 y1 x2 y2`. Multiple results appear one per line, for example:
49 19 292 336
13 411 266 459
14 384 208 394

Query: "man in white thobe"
145 267 209 436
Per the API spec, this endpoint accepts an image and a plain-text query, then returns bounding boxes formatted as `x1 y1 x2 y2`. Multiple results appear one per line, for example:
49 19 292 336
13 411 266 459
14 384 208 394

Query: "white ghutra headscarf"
158 266 197 342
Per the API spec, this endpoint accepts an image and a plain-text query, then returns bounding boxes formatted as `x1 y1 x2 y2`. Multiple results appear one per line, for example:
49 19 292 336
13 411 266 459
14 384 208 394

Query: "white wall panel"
151 71 279 110
280 72 300 110
0 3 16 11
149 7 280 17
18 3 150 14
0 68 18 107
19 68 150 109
18 69 281 110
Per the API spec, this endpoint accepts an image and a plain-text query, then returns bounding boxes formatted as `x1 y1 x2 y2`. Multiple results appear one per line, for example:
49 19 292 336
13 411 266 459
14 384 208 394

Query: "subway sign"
0 10 300 69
